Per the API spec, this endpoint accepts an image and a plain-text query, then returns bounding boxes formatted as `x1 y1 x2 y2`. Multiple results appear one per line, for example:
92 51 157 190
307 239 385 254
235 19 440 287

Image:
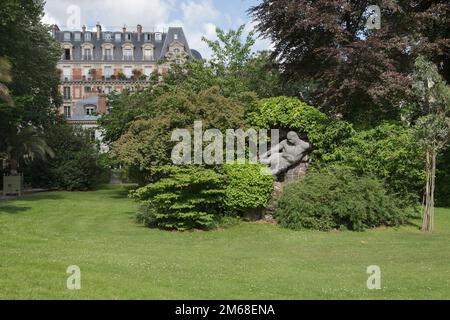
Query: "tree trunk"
422 148 436 232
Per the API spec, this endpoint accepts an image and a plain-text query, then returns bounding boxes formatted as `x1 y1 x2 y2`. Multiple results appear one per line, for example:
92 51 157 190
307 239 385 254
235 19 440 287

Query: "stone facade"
53 23 202 149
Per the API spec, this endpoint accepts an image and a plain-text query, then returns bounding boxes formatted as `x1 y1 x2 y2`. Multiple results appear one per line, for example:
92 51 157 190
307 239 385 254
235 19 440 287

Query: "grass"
0 186 449 299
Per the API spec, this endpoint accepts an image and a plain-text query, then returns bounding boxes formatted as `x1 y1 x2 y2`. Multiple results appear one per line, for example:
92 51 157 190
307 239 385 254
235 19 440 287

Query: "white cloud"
43 0 273 59
43 0 173 31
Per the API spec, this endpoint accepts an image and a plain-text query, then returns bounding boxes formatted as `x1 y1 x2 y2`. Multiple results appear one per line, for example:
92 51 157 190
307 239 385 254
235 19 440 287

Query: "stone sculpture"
260 131 311 178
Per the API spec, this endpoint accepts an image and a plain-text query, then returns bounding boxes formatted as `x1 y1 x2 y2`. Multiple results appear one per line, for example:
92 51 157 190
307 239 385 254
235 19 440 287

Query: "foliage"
110 86 246 178
328 123 424 202
0 0 61 154
2 125 54 174
275 166 412 231
131 166 226 231
24 124 107 190
247 96 354 160
250 0 450 124
436 148 450 207
223 163 273 213
408 56 450 232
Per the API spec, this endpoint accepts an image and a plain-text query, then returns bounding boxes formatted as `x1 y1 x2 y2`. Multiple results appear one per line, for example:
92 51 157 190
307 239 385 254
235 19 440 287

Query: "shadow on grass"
0 205 32 214
107 185 138 199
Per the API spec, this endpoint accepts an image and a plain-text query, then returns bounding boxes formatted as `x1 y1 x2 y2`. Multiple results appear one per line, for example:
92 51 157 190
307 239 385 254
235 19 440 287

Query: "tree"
250 0 450 124
201 25 256 97
2 126 54 175
0 57 13 106
409 56 450 232
0 0 61 155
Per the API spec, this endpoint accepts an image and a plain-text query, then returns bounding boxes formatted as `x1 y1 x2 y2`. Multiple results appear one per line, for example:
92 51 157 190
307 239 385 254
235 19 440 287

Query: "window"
123 48 133 60
174 33 178 40
104 48 112 60
103 33 112 40
115 33 121 42
123 66 132 78
64 49 71 60
176 59 182 65
105 86 112 94
74 33 81 41
84 32 91 41
63 86 71 99
144 66 153 77
83 67 91 79
85 105 96 115
125 33 132 41
62 67 71 80
83 48 92 60
173 48 180 54
145 33 151 41
155 32 162 42
104 66 112 79
64 32 71 41
84 86 92 93
64 106 71 119
144 48 153 60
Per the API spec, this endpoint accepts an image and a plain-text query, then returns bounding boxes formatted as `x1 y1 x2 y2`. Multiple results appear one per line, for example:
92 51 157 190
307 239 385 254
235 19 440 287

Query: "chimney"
137 24 142 41
51 24 59 38
96 22 102 39
82 25 86 32
98 95 107 114
122 24 127 33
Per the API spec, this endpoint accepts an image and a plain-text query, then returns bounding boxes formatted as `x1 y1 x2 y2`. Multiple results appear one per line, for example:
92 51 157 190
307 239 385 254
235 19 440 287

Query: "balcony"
123 56 134 61
103 55 113 61
82 55 92 61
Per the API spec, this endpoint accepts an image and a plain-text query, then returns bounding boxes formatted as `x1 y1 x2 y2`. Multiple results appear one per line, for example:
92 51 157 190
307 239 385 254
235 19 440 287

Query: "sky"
42 0 272 58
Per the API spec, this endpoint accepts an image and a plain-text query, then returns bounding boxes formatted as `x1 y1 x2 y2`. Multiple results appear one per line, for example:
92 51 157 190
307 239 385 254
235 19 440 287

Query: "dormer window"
125 33 132 41
145 33 151 41
64 32 71 41
155 32 162 42
174 48 180 54
84 32 91 41
115 33 121 42
174 33 178 40
103 33 112 40
74 32 81 41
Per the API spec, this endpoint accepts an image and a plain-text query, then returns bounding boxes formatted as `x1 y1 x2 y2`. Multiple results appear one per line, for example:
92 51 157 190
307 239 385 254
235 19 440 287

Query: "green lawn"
0 186 449 299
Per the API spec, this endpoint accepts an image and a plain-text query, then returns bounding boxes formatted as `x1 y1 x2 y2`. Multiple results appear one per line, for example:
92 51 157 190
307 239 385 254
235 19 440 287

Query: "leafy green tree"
111 86 246 180
0 0 61 155
408 56 450 232
2 126 54 175
0 57 13 106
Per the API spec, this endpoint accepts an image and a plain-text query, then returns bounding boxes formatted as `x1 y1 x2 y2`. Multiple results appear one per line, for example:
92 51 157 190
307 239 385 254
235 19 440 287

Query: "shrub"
275 166 412 231
327 123 424 202
131 166 226 231
247 96 354 160
24 124 107 191
223 163 273 214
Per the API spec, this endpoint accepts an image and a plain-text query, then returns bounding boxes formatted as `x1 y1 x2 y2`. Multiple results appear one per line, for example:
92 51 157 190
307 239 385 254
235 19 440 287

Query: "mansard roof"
54 25 202 61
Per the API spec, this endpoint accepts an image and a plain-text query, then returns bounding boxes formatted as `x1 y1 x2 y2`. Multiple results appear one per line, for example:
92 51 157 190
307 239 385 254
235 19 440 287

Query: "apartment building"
53 23 202 146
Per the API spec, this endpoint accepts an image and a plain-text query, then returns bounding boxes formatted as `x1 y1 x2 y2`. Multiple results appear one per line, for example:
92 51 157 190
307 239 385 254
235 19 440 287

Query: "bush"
131 166 226 231
223 163 273 214
247 96 354 160
275 166 412 231
327 123 424 203
436 147 450 207
24 124 108 191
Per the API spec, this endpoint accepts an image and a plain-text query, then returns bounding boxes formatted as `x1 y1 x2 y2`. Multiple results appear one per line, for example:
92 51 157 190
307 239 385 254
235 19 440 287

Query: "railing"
82 55 92 61
123 56 134 61
103 55 113 61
